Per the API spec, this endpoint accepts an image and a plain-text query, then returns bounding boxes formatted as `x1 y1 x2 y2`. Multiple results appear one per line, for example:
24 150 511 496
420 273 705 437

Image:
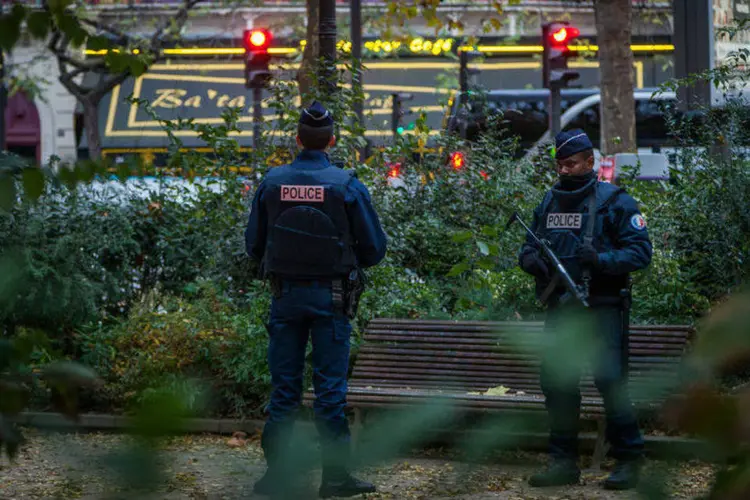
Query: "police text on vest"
547 213 583 229
281 185 325 202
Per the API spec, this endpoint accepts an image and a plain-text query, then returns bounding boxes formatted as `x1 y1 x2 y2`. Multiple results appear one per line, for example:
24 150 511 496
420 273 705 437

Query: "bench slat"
365 328 691 342
303 319 691 419
368 319 692 332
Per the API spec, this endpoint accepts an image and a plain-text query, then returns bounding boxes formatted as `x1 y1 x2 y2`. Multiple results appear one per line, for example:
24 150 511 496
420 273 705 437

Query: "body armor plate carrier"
263 164 357 279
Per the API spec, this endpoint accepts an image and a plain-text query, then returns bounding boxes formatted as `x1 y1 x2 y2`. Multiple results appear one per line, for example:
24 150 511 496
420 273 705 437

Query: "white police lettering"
280 185 325 202
546 213 583 230
630 214 647 230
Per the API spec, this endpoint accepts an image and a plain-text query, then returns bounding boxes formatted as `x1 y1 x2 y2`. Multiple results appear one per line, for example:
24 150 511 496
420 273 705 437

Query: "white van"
524 90 679 180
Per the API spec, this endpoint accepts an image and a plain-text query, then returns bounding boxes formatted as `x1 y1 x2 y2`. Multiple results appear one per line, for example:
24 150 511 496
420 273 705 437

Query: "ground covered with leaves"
0 430 715 499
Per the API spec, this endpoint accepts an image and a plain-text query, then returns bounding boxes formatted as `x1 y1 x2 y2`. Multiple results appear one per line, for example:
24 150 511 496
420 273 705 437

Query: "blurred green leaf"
128 56 148 77
0 416 23 461
130 388 189 439
0 4 26 51
476 256 496 270
480 225 499 238
476 241 490 256
451 230 473 243
0 339 15 372
57 12 87 47
0 175 16 211
104 51 131 74
104 442 164 491
43 361 101 388
21 167 44 201
86 34 111 52
76 161 97 184
447 261 470 277
0 381 29 417
50 384 79 421
26 11 50 40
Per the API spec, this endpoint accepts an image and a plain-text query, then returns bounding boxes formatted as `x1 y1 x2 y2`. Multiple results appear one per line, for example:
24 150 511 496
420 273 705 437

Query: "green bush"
75 282 272 418
3 59 750 418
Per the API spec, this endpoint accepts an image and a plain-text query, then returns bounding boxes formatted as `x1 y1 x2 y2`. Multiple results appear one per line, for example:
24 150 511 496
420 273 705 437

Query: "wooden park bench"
304 318 694 466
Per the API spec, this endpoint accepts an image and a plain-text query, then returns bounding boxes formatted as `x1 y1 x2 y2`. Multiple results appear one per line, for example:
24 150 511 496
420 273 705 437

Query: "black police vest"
263 164 357 279
537 182 627 301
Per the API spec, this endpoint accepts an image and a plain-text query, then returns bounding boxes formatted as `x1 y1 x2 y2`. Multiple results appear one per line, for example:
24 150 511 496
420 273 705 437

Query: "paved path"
0 430 714 499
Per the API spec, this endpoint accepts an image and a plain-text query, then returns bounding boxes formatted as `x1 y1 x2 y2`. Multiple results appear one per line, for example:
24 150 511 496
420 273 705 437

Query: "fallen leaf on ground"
226 438 245 448
484 386 510 396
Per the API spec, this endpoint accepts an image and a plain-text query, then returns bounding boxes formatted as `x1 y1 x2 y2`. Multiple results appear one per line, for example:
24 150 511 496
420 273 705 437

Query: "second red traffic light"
549 26 580 46
244 29 272 51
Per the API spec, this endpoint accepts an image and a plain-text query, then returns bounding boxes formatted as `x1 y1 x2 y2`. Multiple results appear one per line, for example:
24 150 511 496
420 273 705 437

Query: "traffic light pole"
390 92 413 141
319 0 337 93
541 22 580 140
351 0 363 126
458 49 480 140
0 51 5 151
549 84 562 137
252 87 262 149
391 93 400 138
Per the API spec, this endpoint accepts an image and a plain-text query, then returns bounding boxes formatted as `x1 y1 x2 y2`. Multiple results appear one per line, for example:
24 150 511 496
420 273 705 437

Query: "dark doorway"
5 92 41 164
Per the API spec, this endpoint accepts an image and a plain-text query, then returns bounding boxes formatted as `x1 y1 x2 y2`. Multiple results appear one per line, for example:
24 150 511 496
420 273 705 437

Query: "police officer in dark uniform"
245 102 387 498
518 130 652 490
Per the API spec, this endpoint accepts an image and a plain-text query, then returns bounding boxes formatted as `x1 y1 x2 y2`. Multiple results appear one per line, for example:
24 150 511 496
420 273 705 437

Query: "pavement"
0 430 715 499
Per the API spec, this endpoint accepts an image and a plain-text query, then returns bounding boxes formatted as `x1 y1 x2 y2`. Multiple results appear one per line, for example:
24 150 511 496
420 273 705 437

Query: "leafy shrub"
75 282 271 418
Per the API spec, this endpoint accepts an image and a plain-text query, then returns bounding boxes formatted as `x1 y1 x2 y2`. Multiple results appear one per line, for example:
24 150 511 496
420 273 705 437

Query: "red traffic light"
450 151 465 170
387 162 402 178
243 29 272 51
549 26 580 46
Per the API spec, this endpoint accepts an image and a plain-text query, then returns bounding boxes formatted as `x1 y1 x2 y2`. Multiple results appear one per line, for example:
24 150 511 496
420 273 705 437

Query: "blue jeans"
261 280 352 467
540 305 644 463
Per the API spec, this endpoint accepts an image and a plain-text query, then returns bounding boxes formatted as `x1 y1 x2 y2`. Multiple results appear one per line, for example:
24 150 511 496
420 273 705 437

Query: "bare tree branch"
149 0 202 49
52 51 105 72
92 71 132 103
47 30 61 54
79 17 131 45
57 59 86 103
50 33 88 101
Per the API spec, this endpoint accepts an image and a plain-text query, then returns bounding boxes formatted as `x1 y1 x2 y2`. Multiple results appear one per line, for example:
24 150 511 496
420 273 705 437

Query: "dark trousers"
540 304 644 463
261 281 352 472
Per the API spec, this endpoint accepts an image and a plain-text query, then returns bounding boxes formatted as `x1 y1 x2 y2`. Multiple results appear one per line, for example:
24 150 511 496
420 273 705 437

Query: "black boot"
319 470 376 498
528 460 581 487
255 424 294 497
318 431 375 498
253 468 280 496
603 459 642 490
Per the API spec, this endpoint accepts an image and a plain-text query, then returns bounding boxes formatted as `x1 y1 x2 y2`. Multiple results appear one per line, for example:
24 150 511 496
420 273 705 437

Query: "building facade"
4 0 733 163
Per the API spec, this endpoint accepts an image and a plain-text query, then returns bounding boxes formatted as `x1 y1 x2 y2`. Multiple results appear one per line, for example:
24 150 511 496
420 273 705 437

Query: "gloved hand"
521 251 550 279
576 243 600 269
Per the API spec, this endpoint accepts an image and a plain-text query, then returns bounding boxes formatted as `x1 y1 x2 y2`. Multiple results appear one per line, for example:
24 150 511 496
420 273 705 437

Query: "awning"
96 58 647 155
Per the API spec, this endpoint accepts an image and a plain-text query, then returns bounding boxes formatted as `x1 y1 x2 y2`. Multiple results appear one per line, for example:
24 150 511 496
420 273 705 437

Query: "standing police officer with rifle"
245 102 387 498
517 130 652 490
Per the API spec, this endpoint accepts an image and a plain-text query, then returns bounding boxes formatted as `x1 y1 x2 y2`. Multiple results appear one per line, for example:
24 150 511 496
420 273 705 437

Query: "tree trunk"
82 97 102 161
594 0 636 155
297 0 319 104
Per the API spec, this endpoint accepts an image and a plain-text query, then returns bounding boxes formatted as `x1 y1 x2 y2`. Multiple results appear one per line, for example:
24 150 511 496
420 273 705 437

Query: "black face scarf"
551 170 597 211
559 170 596 191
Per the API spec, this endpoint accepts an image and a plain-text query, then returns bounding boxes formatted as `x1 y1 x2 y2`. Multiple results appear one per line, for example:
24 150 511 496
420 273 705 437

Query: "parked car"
445 88 683 157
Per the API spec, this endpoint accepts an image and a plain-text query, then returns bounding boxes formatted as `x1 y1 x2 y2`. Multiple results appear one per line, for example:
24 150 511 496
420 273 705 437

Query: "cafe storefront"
94 53 671 165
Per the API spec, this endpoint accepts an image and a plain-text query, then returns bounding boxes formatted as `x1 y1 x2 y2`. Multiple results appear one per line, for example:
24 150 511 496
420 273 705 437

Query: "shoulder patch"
630 214 647 231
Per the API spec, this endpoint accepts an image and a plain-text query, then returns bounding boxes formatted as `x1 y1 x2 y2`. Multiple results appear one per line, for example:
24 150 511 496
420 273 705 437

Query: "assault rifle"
506 211 590 308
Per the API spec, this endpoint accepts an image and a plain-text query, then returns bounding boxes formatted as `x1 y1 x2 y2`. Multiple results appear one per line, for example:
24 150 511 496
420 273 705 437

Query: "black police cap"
299 101 334 128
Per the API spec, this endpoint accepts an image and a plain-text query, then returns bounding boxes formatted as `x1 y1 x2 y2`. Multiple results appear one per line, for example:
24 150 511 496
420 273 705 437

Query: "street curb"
16 412 265 435
14 412 713 460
